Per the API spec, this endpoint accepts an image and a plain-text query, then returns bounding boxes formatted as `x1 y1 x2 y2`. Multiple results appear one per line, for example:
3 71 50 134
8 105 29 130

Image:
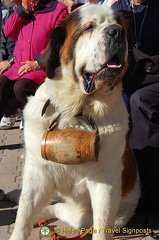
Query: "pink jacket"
3 0 68 84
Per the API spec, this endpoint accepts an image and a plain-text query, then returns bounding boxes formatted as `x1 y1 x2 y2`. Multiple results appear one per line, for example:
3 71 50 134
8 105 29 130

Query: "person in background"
0 0 68 127
0 0 21 130
0 0 5 200
1 2 8 19
111 0 159 212
0 0 17 73
0 0 9 63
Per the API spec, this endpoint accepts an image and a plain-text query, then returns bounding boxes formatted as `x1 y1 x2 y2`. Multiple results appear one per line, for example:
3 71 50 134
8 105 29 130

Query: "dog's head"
41 5 135 95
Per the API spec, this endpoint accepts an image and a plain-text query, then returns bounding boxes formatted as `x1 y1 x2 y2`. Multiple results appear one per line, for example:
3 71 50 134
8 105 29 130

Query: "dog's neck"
45 75 126 126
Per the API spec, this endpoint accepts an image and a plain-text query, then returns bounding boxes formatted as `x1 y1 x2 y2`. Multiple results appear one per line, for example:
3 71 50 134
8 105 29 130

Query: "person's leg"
129 83 159 210
0 76 15 120
1 96 19 130
4 96 19 117
129 83 159 150
14 78 38 110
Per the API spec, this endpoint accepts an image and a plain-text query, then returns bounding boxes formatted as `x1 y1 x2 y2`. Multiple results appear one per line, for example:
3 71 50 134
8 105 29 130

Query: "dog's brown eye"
81 22 95 35
83 24 94 33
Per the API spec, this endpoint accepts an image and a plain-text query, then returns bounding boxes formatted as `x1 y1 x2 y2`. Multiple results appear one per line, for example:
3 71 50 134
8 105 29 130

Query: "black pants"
0 76 38 120
128 83 159 205
129 82 159 150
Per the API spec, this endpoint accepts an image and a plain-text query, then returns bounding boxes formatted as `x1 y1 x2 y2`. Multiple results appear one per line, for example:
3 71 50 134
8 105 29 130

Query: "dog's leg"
39 202 93 229
115 177 140 228
87 179 121 240
9 167 56 240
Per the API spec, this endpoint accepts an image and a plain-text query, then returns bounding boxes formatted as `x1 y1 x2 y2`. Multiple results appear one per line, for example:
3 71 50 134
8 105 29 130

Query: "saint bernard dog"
10 4 140 240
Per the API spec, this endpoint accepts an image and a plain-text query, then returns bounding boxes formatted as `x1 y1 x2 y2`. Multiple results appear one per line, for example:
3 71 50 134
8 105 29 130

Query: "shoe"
0 116 16 130
15 109 22 121
0 189 5 200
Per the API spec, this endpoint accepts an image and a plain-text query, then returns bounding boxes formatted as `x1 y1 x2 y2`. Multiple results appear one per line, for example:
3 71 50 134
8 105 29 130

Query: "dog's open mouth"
82 57 123 93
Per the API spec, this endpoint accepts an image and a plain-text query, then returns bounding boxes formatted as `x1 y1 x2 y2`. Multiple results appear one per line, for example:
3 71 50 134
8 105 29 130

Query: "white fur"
10 5 140 240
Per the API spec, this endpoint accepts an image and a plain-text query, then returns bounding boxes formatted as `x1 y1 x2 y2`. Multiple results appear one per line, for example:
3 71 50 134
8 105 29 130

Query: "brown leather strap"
41 99 51 116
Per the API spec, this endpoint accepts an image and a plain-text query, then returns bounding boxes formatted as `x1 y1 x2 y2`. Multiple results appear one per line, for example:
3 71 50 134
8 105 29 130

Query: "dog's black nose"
107 28 118 37
105 24 124 38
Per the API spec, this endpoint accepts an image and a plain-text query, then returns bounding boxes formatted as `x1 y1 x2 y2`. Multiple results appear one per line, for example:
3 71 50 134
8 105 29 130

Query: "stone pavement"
0 119 159 240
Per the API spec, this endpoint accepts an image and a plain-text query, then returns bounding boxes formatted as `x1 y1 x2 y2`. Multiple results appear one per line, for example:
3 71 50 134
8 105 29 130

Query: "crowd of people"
0 0 22 130
0 0 68 131
0 0 68 199
111 0 159 212
1 0 159 216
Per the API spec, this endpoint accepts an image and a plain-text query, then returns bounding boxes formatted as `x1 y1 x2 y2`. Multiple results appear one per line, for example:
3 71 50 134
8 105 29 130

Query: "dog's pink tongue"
107 62 121 68
89 73 96 79
89 62 122 79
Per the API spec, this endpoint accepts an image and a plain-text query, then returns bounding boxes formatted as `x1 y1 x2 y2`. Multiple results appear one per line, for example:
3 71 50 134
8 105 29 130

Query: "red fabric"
3 1 68 84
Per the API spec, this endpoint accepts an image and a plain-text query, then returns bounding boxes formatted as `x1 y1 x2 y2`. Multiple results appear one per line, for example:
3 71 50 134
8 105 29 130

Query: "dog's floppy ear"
126 33 136 76
116 12 136 75
40 26 66 79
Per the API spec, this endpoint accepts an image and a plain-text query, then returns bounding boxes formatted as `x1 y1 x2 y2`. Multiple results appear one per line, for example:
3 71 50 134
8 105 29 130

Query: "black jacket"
112 0 159 94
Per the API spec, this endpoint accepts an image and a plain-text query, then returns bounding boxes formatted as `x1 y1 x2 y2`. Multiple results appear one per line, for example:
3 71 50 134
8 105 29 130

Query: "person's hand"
18 60 40 76
0 60 11 74
63 0 75 7
21 0 31 12
21 0 40 12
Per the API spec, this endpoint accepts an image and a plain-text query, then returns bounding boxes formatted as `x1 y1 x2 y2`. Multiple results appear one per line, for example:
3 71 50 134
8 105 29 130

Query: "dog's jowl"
10 5 140 240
